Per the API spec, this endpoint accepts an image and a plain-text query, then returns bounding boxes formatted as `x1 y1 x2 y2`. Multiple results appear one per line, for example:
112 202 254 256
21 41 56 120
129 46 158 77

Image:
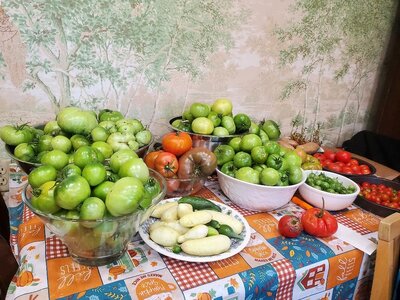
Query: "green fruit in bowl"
191 117 214 134
211 98 233 116
190 102 210 118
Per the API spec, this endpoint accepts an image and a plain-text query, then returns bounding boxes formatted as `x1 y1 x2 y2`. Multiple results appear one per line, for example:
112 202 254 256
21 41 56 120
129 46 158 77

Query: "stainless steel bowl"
169 116 245 151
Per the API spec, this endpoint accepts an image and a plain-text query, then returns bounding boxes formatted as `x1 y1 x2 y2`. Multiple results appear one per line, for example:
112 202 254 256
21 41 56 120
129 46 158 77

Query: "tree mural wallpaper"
0 0 397 151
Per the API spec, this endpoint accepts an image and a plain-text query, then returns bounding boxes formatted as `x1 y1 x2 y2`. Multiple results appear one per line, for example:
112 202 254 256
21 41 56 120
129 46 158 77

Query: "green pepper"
178 196 222 212
206 220 221 229
218 224 243 240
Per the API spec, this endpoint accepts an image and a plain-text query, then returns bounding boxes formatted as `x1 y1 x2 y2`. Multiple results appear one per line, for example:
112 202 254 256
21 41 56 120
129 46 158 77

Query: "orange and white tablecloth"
4 165 380 300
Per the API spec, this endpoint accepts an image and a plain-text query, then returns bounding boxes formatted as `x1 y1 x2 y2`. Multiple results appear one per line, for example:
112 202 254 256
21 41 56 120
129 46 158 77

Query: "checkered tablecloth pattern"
163 256 219 290
335 214 372 235
46 235 69 259
22 204 35 223
270 259 296 300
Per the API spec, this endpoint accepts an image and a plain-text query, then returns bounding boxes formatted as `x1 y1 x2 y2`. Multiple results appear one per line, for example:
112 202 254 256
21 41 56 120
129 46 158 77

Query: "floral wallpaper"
0 0 397 157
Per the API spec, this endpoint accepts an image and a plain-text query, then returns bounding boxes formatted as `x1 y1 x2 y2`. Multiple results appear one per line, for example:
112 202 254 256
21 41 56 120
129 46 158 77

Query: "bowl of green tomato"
299 170 360 211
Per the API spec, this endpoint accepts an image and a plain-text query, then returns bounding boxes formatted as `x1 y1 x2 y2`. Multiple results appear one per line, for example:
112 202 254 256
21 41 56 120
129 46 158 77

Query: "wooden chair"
371 212 400 300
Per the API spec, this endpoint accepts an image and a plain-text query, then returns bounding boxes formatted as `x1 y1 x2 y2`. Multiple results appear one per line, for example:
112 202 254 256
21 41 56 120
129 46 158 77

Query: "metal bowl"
169 116 245 151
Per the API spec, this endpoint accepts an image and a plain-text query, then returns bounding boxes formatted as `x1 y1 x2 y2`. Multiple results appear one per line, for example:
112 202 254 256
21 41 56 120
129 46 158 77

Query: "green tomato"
35 181 60 214
228 137 242 152
284 151 303 168
171 119 191 132
118 158 149 183
92 181 115 201
261 120 281 140
72 146 99 169
51 135 72 153
14 143 36 162
140 177 161 209
92 218 118 238
211 98 233 116
56 107 98 135
40 149 70 170
214 144 235 166
182 110 194 122
106 170 120 183
98 109 124 122
207 111 222 127
135 130 152 146
43 121 62 136
190 102 210 118
80 197 106 221
260 168 280 186
240 134 262 153
82 162 107 186
235 167 260 184
109 149 138 173
259 129 270 145
0 124 34 145
264 141 280 155
233 151 252 168
251 146 268 164
91 126 110 142
233 114 251 134
98 120 117 133
277 171 290 186
105 177 144 217
70 134 90 150
55 175 91 210
28 165 58 188
212 126 230 136
221 116 236 135
61 164 82 179
91 141 113 159
248 121 260 135
288 166 303 185
38 135 53 152
191 117 214 135
266 153 283 170
220 161 237 177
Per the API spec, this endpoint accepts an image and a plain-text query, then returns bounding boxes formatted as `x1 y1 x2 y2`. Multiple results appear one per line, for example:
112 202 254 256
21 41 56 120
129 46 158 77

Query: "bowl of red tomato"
351 176 400 217
313 149 376 177
144 132 218 197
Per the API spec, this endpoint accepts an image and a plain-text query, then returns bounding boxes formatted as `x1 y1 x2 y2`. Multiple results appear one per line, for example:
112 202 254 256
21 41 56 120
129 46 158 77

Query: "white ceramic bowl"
216 168 307 211
298 170 360 211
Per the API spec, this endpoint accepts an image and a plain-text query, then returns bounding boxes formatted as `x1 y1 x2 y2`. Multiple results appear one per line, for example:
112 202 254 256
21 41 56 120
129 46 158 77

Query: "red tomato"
313 153 325 160
341 166 352 174
328 162 342 173
154 152 179 178
162 132 192 157
335 150 352 163
323 150 336 161
144 150 164 169
278 215 303 238
348 159 359 166
301 205 338 238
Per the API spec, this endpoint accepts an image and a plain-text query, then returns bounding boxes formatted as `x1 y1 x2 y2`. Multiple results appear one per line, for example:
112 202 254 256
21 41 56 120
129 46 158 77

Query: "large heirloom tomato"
177 147 217 179
161 132 192 156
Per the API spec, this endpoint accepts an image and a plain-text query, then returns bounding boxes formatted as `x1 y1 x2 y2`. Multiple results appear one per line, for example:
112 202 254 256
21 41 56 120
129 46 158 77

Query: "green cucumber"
178 196 222 212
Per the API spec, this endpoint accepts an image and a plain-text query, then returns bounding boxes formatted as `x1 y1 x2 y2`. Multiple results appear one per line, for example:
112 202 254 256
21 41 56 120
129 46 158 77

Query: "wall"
0 0 397 156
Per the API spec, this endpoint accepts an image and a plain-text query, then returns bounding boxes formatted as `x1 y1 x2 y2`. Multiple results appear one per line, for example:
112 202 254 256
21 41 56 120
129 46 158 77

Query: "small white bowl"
298 170 360 211
216 168 307 211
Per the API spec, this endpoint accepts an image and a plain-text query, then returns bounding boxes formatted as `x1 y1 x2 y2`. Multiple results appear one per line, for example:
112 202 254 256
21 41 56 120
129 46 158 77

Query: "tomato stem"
316 197 325 218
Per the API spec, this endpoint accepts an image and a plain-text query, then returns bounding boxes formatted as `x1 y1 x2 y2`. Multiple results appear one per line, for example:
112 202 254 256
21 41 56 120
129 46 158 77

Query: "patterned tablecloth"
4 165 380 300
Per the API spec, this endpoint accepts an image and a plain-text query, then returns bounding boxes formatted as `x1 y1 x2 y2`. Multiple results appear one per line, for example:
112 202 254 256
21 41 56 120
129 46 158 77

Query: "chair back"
371 212 400 300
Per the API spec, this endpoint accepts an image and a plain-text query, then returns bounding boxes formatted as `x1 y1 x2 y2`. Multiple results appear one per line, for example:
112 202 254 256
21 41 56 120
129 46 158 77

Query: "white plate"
139 197 251 263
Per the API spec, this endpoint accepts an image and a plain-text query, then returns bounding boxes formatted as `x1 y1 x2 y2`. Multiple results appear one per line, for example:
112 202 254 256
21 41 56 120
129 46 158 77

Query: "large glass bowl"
22 169 166 266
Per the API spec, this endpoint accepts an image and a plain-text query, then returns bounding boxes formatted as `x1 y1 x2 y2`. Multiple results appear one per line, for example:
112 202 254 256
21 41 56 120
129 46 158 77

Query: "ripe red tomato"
328 162 342 173
335 150 352 163
323 150 336 161
144 150 164 169
278 215 303 238
154 152 179 178
348 159 359 166
162 132 192 157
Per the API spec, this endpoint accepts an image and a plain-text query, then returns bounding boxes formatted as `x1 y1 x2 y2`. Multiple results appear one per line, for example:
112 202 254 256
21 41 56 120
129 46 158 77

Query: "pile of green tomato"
0 106 152 165
27 148 162 218
171 98 253 136
214 121 304 186
306 173 356 194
